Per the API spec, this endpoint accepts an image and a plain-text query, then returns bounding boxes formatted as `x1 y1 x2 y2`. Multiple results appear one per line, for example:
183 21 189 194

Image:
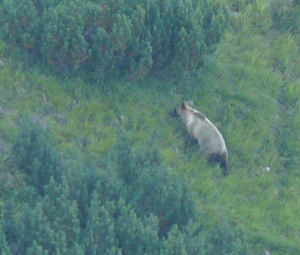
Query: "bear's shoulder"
194 111 206 120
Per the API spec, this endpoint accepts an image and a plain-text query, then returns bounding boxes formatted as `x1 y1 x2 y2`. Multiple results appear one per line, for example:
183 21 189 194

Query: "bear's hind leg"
208 153 228 176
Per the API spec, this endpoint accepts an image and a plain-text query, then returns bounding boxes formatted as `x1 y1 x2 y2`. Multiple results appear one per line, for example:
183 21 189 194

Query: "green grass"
1 0 300 253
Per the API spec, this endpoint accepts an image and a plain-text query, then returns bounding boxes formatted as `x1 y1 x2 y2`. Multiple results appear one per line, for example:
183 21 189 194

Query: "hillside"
1 0 300 254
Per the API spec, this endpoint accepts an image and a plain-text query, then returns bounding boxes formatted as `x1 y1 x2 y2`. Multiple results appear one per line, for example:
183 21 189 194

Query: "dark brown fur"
208 152 228 176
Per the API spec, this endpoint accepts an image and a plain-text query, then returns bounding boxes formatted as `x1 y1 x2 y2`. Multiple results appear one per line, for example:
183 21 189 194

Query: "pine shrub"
3 128 260 254
12 115 62 195
0 0 228 79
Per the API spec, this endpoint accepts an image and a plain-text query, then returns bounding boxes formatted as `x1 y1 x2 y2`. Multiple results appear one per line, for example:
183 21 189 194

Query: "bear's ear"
187 101 193 107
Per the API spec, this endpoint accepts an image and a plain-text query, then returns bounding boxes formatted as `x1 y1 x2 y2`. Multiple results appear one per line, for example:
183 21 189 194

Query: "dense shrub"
2 127 257 254
0 0 228 79
12 115 62 196
100 131 197 237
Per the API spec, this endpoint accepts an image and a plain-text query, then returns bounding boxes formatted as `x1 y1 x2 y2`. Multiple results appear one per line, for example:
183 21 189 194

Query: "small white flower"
262 166 270 172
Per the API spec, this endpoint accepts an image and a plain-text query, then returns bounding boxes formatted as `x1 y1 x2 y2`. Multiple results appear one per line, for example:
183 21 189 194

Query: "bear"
171 100 228 175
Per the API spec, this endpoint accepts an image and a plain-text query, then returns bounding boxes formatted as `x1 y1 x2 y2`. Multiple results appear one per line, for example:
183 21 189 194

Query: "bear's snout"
170 108 179 118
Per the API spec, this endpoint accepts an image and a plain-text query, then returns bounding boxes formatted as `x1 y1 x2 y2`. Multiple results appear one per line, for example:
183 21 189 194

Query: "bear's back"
191 114 226 156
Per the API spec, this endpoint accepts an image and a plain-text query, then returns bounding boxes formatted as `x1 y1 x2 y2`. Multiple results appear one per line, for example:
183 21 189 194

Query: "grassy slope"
1 0 300 253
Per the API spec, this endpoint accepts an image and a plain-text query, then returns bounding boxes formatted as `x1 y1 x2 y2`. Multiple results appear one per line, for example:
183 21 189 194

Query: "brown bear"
172 101 228 175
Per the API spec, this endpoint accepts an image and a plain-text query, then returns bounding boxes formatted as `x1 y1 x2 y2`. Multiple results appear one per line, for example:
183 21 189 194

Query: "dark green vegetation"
1 0 300 254
0 0 228 79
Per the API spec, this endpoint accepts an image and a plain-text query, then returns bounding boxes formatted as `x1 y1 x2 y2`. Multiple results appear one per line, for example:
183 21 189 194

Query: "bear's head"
171 101 193 119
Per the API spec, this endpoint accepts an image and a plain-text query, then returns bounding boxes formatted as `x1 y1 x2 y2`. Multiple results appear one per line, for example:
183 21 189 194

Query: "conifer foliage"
1 120 253 254
12 115 62 196
0 0 228 79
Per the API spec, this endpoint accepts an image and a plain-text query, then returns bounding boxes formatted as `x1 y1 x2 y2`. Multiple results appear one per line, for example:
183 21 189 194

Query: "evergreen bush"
0 0 228 79
12 115 62 195
2 129 258 254
92 130 198 238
